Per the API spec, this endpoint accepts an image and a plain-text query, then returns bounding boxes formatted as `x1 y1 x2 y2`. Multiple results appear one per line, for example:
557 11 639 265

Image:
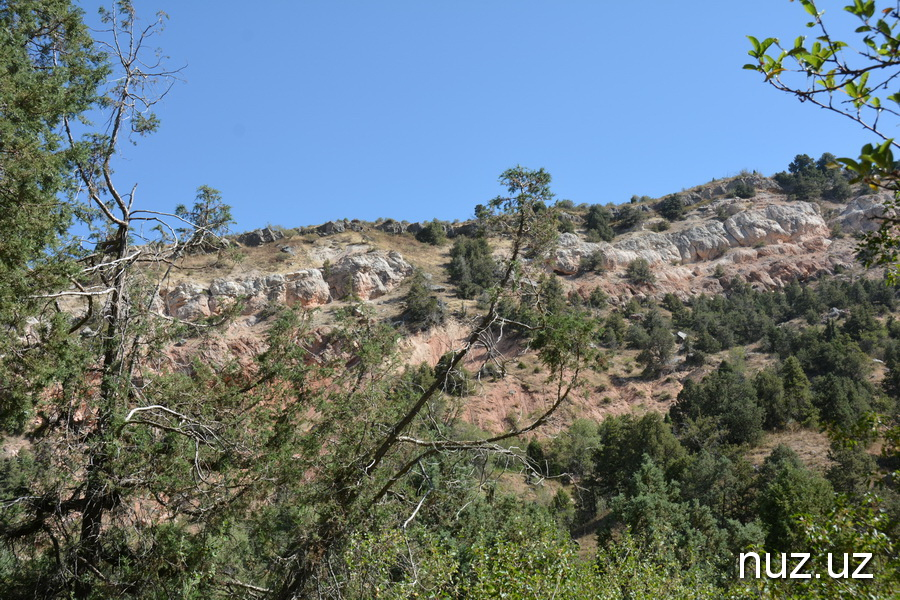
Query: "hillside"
4 167 899 599
134 173 888 434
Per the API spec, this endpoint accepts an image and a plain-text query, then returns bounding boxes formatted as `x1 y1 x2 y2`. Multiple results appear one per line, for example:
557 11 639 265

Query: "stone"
376 219 407 234
553 201 827 275
237 227 284 247
327 250 413 300
450 222 480 238
317 220 345 235
164 282 210 321
836 194 887 233
284 269 331 306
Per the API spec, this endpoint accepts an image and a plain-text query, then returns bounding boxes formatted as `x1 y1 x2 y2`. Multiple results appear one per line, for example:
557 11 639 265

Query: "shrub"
557 218 575 234
448 237 499 299
415 219 447 245
732 181 756 198
625 258 655 285
585 205 614 242
616 205 645 230
403 270 445 330
434 352 473 396
655 195 685 221
580 249 607 273
588 286 608 308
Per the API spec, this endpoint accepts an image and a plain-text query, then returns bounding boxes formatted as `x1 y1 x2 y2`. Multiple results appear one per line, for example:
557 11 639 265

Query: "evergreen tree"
448 236 498 298
585 204 615 241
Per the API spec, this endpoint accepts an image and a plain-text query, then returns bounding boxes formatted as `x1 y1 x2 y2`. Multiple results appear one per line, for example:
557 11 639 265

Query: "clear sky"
75 1 878 231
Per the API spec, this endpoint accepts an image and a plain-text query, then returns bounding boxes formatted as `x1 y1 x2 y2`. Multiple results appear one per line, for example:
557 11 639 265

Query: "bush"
585 204 614 242
655 195 685 221
415 219 447 245
732 181 756 199
402 270 445 330
579 249 607 273
671 361 765 447
557 218 575 234
587 286 608 308
448 237 499 299
616 205 645 230
625 258 655 285
434 352 474 396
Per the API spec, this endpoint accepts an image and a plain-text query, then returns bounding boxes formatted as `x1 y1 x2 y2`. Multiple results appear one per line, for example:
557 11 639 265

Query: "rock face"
236 227 284 247
554 201 828 274
164 282 211 321
837 194 888 233
317 221 345 235
376 219 407 234
159 251 411 320
285 270 332 306
326 251 413 300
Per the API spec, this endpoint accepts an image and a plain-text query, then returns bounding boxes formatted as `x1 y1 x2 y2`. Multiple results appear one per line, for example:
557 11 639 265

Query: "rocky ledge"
554 200 829 274
161 250 413 320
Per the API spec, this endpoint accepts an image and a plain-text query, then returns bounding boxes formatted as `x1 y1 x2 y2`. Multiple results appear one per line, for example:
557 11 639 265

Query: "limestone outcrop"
236 227 284 247
836 194 888 233
326 251 413 300
159 252 411 319
554 201 828 274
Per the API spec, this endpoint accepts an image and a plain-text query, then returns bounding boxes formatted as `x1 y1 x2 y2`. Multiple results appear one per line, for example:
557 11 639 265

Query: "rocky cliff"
160 250 413 320
152 180 886 433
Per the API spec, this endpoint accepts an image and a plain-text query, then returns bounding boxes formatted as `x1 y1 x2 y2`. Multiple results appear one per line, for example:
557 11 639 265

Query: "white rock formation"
326 251 413 300
554 202 828 274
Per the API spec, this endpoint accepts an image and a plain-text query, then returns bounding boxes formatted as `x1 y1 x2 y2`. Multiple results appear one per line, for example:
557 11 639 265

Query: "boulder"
836 194 887 233
317 220 345 235
164 282 210 321
450 222 480 238
285 269 331 307
376 219 407 234
237 227 284 247
327 251 413 300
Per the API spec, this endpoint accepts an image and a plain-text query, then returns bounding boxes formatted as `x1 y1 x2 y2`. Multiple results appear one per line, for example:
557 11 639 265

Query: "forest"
1 1 899 599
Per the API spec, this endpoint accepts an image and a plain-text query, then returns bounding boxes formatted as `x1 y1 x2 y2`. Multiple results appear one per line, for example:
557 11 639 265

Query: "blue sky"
76 1 877 231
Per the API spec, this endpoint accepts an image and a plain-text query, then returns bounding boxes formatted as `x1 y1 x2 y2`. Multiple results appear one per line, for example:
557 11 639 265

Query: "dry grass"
744 428 834 473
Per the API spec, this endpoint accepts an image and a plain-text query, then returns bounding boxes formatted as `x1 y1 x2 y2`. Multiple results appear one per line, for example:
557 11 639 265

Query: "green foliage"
656 195 686 221
448 236 499 299
616 204 645 230
587 285 608 309
756 445 834 551
579 248 607 273
415 219 447 245
626 257 656 285
672 361 765 447
754 357 817 429
591 412 688 498
773 153 852 201
557 217 575 233
732 180 756 199
0 0 106 398
402 269 445 330
585 204 615 242
747 2 900 275
546 418 600 479
173 185 234 250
